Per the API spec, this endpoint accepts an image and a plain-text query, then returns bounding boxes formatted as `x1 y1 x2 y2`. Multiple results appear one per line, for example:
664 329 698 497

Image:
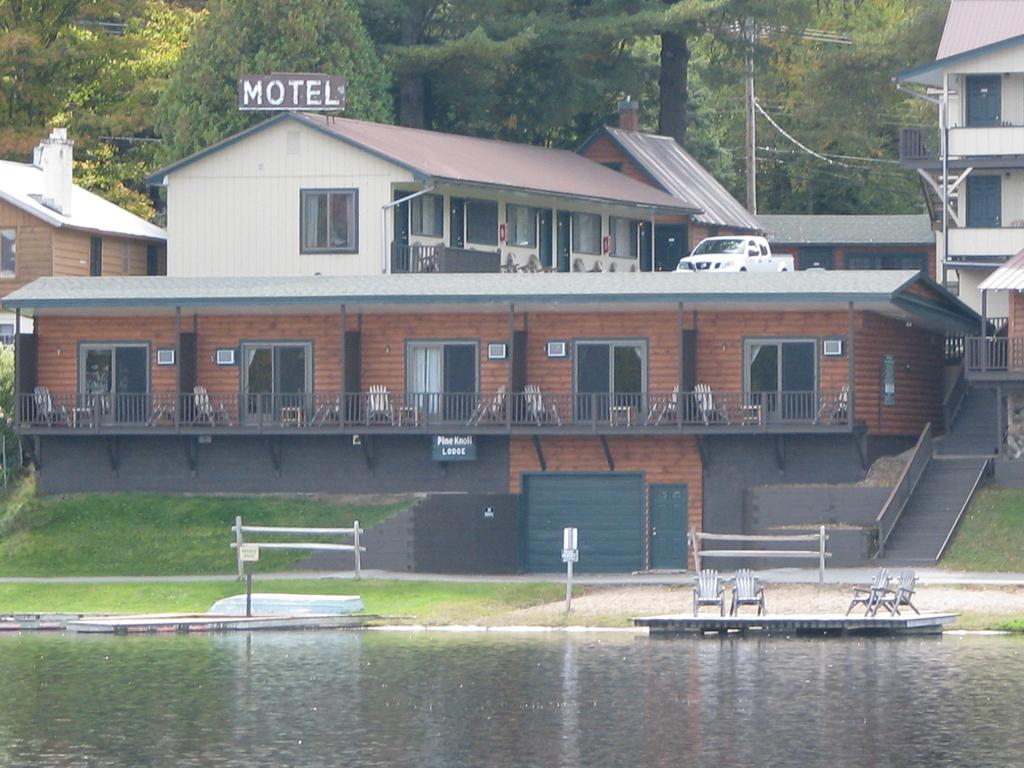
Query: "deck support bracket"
269 437 282 475
696 436 709 467
599 435 615 471
183 437 198 474
774 435 785 472
360 436 375 474
531 435 546 471
106 437 120 475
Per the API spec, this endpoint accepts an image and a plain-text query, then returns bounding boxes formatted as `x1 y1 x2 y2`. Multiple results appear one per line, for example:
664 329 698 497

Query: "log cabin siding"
853 314 944 436
194 313 343 393
509 435 703 532
0 199 53 297
360 312 512 395
1010 291 1024 338
36 315 178 394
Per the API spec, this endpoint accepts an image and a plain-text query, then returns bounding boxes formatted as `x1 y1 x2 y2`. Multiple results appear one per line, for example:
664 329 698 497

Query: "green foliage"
0 482 412 575
156 0 392 161
943 487 1024 573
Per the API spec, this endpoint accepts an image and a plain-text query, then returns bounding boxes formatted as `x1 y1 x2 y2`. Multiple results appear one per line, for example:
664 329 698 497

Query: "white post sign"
562 527 579 613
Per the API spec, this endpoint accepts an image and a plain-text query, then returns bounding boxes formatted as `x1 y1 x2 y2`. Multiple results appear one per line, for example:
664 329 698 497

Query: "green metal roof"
758 215 934 246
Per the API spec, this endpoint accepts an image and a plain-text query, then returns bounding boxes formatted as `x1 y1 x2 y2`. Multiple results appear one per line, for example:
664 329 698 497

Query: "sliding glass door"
407 342 477 421
242 343 311 423
575 341 645 421
79 344 149 423
745 339 816 421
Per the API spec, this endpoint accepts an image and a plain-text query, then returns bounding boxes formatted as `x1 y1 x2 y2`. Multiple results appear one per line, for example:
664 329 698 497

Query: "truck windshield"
692 238 746 255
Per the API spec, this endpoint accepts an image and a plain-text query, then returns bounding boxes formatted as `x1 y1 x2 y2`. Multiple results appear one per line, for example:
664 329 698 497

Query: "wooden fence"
688 526 830 584
231 516 364 579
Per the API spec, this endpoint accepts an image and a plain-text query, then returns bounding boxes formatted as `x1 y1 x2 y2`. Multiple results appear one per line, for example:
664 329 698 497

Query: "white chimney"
34 128 74 216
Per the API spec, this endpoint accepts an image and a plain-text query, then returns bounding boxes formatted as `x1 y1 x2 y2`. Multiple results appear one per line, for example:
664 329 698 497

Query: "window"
745 339 817 422
966 175 1001 228
90 237 102 276
846 252 928 272
966 74 1001 127
575 340 646 420
572 212 601 254
466 199 498 245
241 342 312 422
406 341 478 421
79 343 149 424
0 229 14 278
609 217 639 258
799 247 834 270
411 194 444 237
301 189 357 253
506 205 537 248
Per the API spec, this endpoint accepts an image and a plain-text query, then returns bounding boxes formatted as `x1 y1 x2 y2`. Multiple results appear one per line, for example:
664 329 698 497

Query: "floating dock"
65 613 377 635
633 612 959 636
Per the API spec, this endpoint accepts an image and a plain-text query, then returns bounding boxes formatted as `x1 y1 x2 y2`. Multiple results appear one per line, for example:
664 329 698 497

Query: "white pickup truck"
676 235 794 273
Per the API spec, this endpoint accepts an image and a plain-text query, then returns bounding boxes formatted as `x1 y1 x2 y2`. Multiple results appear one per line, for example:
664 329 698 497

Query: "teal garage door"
522 473 644 573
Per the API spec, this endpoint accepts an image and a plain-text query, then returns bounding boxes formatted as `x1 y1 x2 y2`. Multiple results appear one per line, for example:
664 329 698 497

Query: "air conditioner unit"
823 339 844 357
216 348 236 365
546 341 568 358
488 342 508 360
156 348 176 366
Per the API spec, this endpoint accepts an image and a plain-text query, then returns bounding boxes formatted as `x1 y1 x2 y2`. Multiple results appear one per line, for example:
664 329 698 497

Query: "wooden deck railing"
966 335 1024 373
16 388 853 434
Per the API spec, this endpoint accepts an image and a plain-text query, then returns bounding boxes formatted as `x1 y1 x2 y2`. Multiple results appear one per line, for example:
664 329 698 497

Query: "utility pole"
745 18 757 214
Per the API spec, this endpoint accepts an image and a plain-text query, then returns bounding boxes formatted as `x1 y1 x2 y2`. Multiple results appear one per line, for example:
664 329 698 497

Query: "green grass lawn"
0 579 567 623
0 474 412 576
942 487 1024 572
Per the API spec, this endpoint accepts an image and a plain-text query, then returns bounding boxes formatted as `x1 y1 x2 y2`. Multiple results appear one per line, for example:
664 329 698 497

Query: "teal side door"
522 473 644 573
649 484 688 570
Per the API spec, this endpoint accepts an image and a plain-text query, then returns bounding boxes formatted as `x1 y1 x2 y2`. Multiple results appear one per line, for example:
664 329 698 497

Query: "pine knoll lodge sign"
237 74 347 111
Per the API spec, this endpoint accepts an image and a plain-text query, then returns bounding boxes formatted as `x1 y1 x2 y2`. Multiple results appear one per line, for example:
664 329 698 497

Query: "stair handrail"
874 421 933 558
942 364 968 433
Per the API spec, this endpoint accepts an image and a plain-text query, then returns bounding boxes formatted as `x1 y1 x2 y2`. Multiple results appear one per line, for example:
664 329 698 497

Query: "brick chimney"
618 97 640 131
33 128 74 216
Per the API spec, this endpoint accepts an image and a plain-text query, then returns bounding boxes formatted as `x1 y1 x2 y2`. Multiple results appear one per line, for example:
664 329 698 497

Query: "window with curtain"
300 189 358 252
506 205 537 247
572 213 601 254
609 217 638 258
411 194 444 237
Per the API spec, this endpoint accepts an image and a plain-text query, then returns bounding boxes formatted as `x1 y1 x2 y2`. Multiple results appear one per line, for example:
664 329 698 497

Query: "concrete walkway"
2 567 1024 587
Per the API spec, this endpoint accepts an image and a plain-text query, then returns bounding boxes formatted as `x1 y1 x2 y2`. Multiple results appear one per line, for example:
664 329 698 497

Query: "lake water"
2 631 1023 767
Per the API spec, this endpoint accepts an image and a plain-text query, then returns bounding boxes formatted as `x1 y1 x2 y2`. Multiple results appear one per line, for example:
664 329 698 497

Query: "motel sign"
238 74 347 111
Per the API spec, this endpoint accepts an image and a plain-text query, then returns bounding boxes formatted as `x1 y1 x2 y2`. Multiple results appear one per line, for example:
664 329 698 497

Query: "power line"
753 98 851 167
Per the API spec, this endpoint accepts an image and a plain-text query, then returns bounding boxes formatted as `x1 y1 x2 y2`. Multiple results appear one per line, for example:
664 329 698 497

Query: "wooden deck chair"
730 569 766 616
845 568 891 616
524 384 561 426
647 385 679 425
193 386 230 425
33 386 69 426
469 385 506 425
693 569 726 616
816 384 849 424
871 569 919 616
695 384 729 426
366 385 396 424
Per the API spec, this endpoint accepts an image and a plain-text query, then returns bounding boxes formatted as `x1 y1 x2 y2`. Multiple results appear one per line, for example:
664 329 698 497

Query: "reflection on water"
1 631 1023 767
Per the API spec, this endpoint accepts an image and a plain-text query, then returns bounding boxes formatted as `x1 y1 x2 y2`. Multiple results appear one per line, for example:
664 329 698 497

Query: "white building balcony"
949 126 1024 157
946 227 1024 265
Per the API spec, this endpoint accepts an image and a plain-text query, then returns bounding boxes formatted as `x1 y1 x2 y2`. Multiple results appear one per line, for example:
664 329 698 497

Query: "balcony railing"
390 242 502 273
966 336 1024 373
17 389 853 434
